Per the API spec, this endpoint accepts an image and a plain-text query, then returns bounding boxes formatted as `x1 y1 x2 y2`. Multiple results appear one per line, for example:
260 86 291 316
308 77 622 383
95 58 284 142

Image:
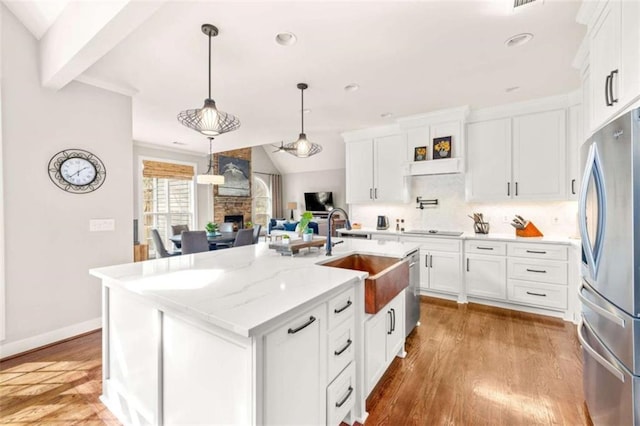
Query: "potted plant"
296 211 313 233
245 221 253 229
205 222 219 237
281 234 290 245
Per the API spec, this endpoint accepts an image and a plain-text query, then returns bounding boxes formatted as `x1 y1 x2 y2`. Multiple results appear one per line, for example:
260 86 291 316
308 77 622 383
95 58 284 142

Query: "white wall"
0 6 133 357
252 145 280 175
350 174 579 238
282 168 346 219
133 143 211 232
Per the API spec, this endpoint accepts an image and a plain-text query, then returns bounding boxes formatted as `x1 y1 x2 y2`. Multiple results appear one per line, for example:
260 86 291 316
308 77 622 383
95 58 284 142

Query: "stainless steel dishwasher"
405 250 420 337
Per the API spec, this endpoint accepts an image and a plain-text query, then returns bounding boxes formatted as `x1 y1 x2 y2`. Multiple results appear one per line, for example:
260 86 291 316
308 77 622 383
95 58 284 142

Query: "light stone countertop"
90 238 421 338
337 227 580 246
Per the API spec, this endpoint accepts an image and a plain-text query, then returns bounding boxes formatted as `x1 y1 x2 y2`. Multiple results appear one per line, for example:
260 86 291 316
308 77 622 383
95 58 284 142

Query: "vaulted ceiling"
5 0 585 174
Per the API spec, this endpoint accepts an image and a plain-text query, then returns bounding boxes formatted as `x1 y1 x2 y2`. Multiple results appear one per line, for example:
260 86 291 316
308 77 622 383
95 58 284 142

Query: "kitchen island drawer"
400 236 461 253
327 362 356 426
508 243 568 261
464 240 506 256
328 287 355 329
507 279 568 310
507 258 567 285
328 319 355 382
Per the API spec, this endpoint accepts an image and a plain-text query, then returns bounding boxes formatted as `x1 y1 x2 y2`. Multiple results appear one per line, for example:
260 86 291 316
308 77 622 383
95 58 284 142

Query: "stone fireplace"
224 214 244 231
212 147 252 228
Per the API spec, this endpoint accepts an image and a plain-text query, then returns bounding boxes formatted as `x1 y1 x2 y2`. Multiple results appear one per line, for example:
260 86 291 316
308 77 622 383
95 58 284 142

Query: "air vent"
514 0 536 7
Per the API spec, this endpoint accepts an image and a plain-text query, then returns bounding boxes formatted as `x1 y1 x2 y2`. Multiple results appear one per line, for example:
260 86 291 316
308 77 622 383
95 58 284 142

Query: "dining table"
169 232 237 250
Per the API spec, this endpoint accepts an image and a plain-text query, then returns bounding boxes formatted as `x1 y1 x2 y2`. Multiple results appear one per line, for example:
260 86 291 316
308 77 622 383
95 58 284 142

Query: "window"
252 175 271 228
141 160 196 256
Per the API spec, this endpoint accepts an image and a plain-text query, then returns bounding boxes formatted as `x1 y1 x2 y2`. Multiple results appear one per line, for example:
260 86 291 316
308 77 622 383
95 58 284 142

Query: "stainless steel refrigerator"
578 107 640 425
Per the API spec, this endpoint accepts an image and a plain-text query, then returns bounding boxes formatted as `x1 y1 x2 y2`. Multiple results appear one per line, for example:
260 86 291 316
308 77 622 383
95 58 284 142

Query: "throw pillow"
276 219 287 228
283 222 297 231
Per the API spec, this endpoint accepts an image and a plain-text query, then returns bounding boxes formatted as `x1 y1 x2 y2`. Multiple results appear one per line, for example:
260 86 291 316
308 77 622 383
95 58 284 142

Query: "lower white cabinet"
465 254 507 300
327 362 356 426
364 291 405 396
420 250 462 295
264 305 326 425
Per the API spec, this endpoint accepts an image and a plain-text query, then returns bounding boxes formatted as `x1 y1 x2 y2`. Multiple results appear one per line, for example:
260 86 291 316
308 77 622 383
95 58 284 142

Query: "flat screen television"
304 192 334 213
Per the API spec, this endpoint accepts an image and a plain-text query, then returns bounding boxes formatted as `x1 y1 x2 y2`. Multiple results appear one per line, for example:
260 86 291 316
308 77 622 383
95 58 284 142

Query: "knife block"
516 221 543 237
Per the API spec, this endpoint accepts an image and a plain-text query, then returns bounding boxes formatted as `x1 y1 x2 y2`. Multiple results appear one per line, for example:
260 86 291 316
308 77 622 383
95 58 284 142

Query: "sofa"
268 218 319 234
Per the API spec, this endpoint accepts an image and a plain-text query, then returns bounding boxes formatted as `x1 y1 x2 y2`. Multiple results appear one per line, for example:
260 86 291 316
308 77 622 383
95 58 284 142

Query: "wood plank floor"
0 297 590 425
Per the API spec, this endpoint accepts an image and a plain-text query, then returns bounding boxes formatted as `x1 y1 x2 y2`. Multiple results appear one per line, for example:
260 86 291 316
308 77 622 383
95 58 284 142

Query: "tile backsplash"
349 174 579 238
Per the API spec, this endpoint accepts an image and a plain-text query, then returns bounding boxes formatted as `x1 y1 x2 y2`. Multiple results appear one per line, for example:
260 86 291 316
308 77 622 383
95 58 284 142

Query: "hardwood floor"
366 297 590 425
0 297 589 425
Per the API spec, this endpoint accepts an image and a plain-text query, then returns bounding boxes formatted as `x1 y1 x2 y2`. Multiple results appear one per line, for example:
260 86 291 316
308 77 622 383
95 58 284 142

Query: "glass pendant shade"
284 83 322 158
178 24 240 136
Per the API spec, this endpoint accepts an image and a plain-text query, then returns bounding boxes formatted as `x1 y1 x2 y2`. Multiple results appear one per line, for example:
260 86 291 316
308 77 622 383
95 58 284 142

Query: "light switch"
90 219 115 232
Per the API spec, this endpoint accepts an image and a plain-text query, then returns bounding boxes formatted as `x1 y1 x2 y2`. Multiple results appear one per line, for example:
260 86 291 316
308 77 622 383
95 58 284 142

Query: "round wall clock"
48 149 106 194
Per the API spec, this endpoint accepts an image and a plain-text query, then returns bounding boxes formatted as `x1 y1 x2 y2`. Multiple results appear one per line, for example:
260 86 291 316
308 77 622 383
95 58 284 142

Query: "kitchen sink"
404 229 464 237
320 254 408 314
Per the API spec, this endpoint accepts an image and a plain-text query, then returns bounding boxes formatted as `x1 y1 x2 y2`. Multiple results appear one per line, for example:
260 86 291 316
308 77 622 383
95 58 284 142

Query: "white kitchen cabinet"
364 291 405 396
344 133 407 204
264 305 326 425
587 0 640 131
567 104 583 200
466 110 567 201
466 118 511 201
419 250 462 295
464 240 507 301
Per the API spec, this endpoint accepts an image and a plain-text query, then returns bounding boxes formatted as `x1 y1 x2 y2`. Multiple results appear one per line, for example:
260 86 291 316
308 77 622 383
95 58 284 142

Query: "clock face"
60 157 97 186
48 149 106 194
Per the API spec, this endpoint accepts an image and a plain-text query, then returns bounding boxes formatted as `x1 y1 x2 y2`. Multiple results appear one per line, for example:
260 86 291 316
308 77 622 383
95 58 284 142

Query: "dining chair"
181 231 210 255
233 228 255 247
219 222 234 233
252 224 262 244
171 224 189 236
151 229 180 258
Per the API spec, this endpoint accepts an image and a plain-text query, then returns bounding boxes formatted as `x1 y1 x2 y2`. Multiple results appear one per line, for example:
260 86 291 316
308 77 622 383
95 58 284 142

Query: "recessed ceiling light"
172 141 186 145
381 112 393 118
344 83 360 92
275 32 297 46
505 33 533 47
505 86 520 93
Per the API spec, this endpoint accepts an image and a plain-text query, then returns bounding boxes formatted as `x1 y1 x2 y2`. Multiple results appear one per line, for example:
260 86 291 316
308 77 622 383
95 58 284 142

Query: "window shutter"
142 160 194 181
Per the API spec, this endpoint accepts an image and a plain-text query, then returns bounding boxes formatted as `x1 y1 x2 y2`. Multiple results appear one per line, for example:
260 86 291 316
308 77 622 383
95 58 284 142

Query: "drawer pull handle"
477 246 494 250
334 300 352 314
526 250 547 254
334 339 353 356
287 316 316 334
526 268 547 273
390 308 396 333
526 291 547 297
336 386 354 408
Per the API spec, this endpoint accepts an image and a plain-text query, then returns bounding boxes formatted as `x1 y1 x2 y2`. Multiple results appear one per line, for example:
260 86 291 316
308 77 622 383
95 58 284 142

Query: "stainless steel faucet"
326 207 352 256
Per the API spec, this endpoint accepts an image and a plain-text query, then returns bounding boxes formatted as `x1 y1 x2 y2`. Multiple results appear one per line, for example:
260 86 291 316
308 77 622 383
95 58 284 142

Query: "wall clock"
48 149 106 194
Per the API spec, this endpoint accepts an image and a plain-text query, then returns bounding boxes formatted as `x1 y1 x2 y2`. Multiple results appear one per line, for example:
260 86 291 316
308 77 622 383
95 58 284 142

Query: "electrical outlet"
503 215 509 223
553 217 559 224
90 219 115 232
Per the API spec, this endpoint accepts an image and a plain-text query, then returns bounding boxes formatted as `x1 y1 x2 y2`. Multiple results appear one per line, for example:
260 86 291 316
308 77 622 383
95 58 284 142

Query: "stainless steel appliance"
578 107 640 425
405 250 420 337
376 216 389 230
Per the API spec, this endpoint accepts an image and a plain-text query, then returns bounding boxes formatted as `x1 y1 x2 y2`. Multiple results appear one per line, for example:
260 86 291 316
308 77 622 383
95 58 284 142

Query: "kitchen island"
90 238 420 426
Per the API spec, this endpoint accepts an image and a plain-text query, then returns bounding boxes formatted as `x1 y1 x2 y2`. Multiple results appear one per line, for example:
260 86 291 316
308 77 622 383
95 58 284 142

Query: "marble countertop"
337 227 579 246
90 238 421 338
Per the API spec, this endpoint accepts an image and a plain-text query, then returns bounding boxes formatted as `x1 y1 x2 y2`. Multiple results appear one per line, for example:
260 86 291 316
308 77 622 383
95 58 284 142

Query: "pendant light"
177 24 240 136
284 83 322 158
197 137 225 185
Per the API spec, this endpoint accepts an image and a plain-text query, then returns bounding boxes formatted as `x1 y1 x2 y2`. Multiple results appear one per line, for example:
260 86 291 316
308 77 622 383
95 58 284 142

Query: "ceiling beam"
40 0 165 91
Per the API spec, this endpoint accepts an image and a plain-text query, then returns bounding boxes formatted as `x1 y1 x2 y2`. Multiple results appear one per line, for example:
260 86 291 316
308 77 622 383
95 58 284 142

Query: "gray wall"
282 168 346 219
252 145 281 175
1 6 133 356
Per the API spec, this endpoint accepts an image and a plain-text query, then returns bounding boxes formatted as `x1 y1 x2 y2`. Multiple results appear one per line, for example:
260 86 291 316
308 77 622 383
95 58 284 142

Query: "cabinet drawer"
508 243 568 261
328 287 356 330
327 362 356 426
464 240 507 256
328 319 355 382
401 236 461 253
507 258 567 285
507 279 568 311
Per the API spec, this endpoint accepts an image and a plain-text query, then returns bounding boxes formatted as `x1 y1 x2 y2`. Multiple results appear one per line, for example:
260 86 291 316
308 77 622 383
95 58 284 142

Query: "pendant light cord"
206 137 214 174
300 87 304 133
208 32 212 100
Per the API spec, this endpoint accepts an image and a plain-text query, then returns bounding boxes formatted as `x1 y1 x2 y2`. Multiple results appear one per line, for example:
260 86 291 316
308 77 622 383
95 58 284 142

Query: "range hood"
404 158 464 176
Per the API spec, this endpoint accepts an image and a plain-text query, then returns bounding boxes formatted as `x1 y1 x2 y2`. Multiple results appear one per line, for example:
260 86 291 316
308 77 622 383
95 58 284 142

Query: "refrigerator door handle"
578 318 626 383
579 143 607 279
578 284 626 328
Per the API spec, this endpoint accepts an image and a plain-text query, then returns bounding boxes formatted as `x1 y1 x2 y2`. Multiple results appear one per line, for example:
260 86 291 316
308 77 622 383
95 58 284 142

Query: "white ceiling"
9 0 586 174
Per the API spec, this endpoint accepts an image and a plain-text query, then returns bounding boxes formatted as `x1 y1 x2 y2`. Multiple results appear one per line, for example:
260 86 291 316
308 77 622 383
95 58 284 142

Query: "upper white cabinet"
343 127 408 204
567 103 583 200
580 0 640 131
466 107 568 202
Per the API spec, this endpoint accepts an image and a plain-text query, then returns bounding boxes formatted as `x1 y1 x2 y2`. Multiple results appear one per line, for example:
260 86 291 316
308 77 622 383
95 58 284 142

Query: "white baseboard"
0 317 101 359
